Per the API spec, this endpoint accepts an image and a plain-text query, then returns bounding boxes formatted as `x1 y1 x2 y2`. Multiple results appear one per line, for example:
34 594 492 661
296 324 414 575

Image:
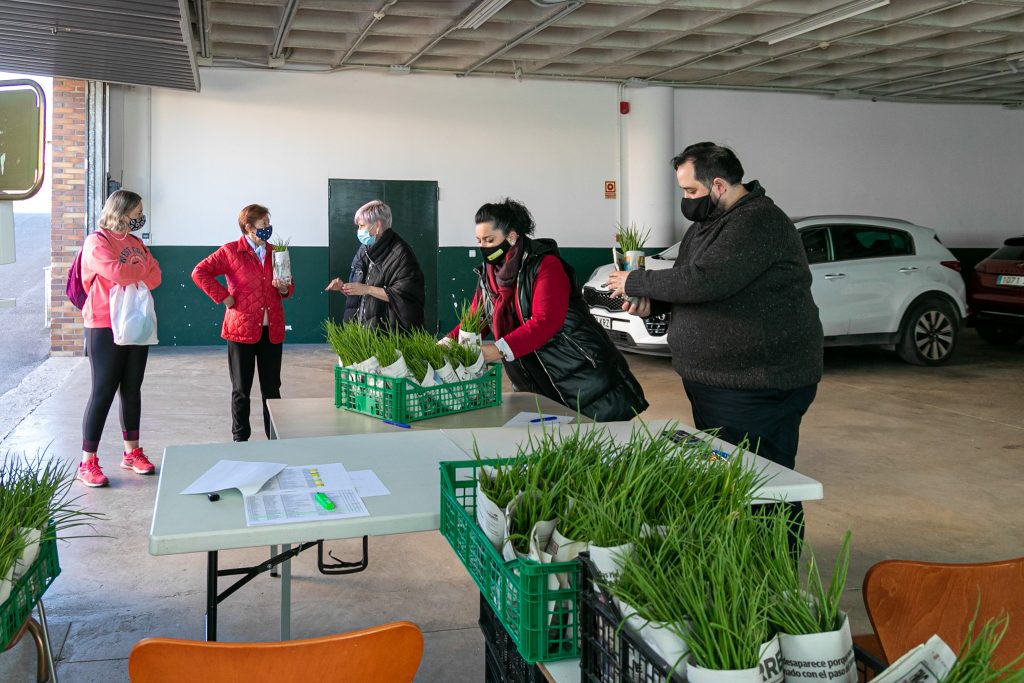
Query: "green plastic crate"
1 525 61 649
440 458 581 664
334 363 502 423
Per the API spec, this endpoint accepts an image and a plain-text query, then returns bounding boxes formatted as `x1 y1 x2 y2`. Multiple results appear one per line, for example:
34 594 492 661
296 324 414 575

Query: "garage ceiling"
0 0 199 90
193 0 1024 106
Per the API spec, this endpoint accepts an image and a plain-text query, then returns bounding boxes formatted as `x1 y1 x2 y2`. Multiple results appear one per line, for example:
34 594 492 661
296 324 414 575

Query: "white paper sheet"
180 460 287 497
349 470 390 497
501 411 575 428
243 463 369 526
244 488 369 526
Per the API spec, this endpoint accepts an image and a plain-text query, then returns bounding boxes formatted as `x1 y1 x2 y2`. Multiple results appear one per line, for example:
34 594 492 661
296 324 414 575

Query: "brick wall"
49 78 87 356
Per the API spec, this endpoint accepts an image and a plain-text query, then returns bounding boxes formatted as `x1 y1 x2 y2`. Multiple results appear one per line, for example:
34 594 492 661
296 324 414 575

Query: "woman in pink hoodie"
78 189 162 487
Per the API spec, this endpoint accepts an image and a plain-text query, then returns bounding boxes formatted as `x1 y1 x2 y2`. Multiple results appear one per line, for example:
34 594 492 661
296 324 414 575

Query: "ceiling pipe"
335 0 398 68
270 0 302 60
461 1 583 77
193 0 211 59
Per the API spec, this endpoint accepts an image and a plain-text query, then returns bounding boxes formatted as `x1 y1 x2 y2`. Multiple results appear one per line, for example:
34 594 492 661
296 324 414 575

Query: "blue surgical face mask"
255 225 273 241
128 214 147 232
357 229 376 247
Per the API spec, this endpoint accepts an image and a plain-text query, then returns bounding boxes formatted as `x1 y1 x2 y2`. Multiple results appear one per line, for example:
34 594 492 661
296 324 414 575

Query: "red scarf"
486 239 526 340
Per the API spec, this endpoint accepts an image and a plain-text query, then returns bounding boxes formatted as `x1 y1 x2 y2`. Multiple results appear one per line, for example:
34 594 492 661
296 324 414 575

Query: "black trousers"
683 379 818 545
82 327 150 453
227 327 282 441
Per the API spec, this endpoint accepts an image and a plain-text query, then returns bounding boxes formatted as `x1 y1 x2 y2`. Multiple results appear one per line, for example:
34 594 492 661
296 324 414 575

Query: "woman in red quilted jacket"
192 204 294 441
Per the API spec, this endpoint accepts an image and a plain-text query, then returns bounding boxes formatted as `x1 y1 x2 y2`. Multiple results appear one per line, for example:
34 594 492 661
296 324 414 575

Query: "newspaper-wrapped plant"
458 299 485 347
271 237 292 284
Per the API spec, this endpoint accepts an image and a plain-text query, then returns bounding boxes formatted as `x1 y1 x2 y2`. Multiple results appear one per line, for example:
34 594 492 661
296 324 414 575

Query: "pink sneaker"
121 447 155 475
77 458 109 487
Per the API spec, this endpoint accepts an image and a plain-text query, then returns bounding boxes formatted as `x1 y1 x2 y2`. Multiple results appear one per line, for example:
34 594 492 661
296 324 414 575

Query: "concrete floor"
1 332 1021 681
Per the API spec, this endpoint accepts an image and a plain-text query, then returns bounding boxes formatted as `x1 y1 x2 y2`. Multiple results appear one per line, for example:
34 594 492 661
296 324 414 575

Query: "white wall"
673 89 1024 248
126 68 1023 250
145 69 622 248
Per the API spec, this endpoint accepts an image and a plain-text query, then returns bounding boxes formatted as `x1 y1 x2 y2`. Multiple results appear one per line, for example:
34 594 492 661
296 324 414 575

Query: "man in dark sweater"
607 142 822 497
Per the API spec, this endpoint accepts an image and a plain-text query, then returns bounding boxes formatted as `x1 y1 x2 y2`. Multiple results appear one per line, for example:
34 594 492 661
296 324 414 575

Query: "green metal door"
327 179 438 333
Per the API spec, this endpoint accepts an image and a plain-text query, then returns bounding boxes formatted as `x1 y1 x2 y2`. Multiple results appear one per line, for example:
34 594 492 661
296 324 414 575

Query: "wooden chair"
128 621 423 683
862 557 1024 669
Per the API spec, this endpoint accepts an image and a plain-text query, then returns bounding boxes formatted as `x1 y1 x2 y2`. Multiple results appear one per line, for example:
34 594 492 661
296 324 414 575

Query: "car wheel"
976 320 1024 346
897 296 959 366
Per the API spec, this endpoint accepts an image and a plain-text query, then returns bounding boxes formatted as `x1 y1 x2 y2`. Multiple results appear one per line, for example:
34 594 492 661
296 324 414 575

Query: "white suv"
583 216 968 365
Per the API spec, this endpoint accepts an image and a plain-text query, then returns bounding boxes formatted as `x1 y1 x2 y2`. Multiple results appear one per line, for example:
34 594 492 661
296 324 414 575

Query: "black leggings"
82 327 149 453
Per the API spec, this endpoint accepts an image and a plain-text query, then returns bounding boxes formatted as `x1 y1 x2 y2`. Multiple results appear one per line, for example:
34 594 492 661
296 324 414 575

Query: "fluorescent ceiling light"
761 0 890 46
456 0 513 30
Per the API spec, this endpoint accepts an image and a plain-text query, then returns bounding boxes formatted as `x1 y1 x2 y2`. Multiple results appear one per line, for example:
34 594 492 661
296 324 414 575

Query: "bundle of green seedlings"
324 320 484 382
762 512 853 636
615 222 651 253
606 503 778 675
458 299 486 336
270 237 291 252
474 421 768 560
942 608 1024 683
0 452 104 582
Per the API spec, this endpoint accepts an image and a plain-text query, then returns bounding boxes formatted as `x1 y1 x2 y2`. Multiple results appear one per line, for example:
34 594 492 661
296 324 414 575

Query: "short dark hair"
671 142 744 188
238 204 270 234
475 198 535 237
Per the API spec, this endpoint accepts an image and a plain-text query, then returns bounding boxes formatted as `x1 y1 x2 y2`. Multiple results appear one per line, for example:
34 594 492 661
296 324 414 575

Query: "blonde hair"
98 189 143 234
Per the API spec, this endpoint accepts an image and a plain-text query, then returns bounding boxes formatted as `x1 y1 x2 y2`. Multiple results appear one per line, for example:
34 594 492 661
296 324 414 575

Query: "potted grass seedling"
0 506 26 605
602 525 692 677
457 299 486 347
614 222 651 272
473 443 527 551
679 511 774 683
764 516 856 683
270 237 292 285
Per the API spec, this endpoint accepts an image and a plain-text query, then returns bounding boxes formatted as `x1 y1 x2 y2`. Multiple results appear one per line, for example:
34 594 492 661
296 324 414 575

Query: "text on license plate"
997 275 1024 287
595 315 612 330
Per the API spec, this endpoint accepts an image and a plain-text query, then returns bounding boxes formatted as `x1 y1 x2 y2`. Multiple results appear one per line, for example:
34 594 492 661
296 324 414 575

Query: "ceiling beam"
270 0 302 60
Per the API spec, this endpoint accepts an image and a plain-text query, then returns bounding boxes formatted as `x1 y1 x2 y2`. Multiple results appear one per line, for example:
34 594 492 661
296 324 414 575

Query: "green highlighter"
314 492 335 510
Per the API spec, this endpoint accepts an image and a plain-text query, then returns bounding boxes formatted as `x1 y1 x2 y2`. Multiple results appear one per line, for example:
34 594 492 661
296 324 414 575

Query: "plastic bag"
109 282 159 346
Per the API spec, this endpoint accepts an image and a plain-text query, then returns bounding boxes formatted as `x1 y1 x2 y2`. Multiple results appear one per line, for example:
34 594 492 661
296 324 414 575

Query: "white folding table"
149 421 823 659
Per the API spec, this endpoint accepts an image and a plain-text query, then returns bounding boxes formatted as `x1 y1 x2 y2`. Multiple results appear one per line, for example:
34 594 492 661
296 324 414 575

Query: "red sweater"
81 230 162 329
192 237 295 344
450 255 569 359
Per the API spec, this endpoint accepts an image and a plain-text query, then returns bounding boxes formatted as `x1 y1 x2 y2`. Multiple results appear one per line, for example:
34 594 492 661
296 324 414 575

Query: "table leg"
36 599 59 683
280 543 291 640
206 551 218 641
270 545 279 578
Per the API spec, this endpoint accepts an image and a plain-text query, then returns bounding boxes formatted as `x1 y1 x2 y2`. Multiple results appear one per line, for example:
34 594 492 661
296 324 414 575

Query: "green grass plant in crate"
326 321 501 422
439 421 774 665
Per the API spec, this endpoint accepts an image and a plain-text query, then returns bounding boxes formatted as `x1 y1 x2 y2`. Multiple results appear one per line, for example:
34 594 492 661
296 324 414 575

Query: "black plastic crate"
479 593 549 683
579 552 687 683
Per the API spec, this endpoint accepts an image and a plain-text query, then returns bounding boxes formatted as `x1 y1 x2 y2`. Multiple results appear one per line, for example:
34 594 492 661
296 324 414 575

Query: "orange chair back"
863 557 1024 667
128 620 423 683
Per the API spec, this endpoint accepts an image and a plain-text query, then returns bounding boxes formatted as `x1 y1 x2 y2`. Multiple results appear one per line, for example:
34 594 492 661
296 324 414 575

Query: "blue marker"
711 449 730 460
530 415 559 423
383 419 411 429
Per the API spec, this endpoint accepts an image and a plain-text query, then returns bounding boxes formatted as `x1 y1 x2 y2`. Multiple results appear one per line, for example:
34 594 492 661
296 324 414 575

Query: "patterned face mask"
255 224 273 241
128 214 147 232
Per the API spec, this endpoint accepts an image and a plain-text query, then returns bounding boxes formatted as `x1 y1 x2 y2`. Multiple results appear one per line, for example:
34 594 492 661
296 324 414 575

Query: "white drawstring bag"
109 282 159 346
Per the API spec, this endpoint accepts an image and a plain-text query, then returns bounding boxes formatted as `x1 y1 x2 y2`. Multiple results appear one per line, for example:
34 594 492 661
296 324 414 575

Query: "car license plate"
595 315 612 330
997 275 1024 287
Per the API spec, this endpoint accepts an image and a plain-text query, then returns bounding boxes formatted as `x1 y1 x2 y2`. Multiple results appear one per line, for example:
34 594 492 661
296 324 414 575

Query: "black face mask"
680 193 718 223
481 239 511 264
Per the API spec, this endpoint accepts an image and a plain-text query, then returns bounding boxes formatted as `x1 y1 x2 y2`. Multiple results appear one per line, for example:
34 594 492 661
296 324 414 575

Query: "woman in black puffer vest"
449 198 648 422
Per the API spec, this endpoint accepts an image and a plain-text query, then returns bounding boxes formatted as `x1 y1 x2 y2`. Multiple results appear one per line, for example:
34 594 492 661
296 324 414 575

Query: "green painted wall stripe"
148 244 994 346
